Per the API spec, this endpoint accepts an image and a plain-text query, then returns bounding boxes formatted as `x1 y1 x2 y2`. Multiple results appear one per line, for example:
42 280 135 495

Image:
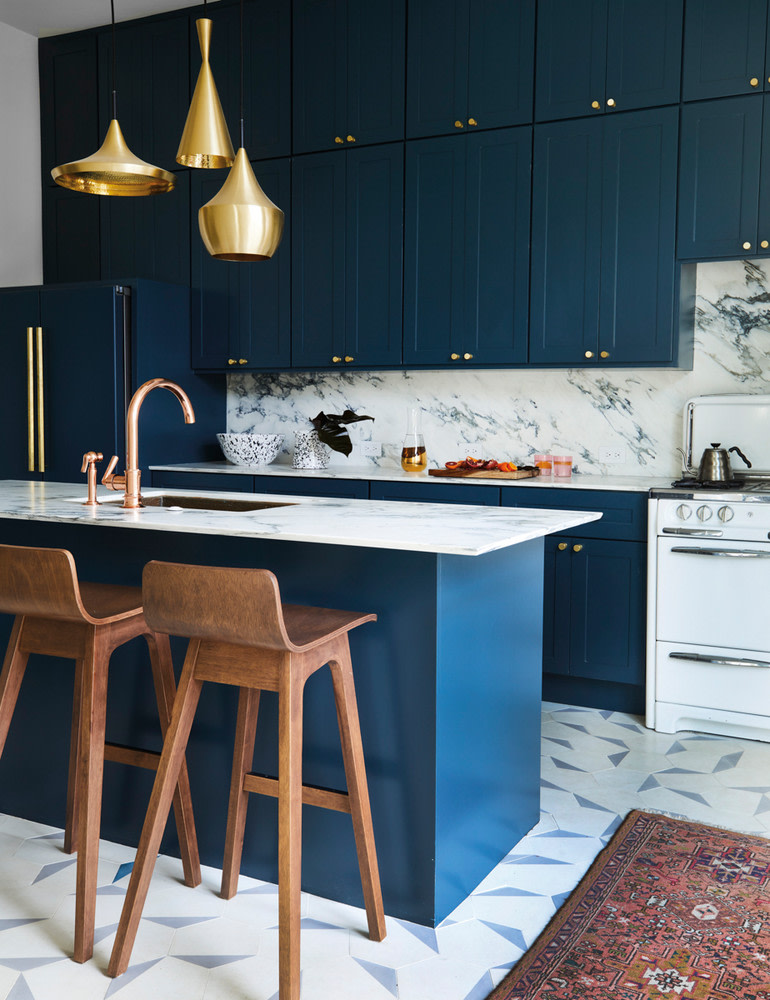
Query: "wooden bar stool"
109 560 386 1000
0 543 201 963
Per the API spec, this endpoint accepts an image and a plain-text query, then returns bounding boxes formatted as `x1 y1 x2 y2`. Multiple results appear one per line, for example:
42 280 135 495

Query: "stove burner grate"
670 477 748 491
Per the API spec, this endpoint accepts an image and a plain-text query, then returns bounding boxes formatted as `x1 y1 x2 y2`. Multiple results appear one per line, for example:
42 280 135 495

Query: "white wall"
0 21 42 286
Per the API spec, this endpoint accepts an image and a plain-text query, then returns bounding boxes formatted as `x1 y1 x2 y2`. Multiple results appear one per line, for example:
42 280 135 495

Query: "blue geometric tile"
6 975 35 1000
656 767 703 775
600 816 623 839
31 833 63 842
755 795 770 816
113 862 134 883
736 786 770 792
94 922 120 945
533 830 591 839
612 722 644 733
540 778 568 791
596 736 629 748
238 883 279 894
713 752 744 773
550 757 586 772
176 955 252 969
354 957 398 996
598 710 615 719
573 794 615 813
0 959 64 971
395 919 438 952
105 958 164 997
608 751 629 767
97 885 127 896
31 858 77 884
666 741 687 754
670 788 711 805
638 776 661 792
462 971 494 1000
480 921 527 951
543 737 573 749
0 920 44 932
551 891 572 909
474 887 544 898
504 855 570 866
147 916 217 929
559 723 590 734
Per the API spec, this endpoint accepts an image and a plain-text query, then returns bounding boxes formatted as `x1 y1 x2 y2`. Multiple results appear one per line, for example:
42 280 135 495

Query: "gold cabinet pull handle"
584 350 594 358
450 353 460 360
591 100 600 109
228 358 237 365
344 355 354 362
558 542 568 551
743 241 752 250
332 356 342 363
26 327 35 472
573 543 583 553
238 359 248 365
600 350 610 359
606 98 616 107
335 136 343 144
36 326 45 473
751 77 760 87
463 352 473 360
346 135 356 142
454 120 464 128
468 117 477 126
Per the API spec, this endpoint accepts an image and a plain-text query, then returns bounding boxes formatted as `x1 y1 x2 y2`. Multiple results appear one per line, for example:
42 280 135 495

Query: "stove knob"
675 504 692 520
696 505 713 521
717 505 735 523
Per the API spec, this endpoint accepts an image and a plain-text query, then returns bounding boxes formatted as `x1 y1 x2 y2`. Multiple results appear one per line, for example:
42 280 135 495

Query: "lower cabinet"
150 470 370 499
369 480 500 505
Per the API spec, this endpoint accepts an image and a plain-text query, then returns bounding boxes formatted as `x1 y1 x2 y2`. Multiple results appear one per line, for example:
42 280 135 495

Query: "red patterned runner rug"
487 809 770 999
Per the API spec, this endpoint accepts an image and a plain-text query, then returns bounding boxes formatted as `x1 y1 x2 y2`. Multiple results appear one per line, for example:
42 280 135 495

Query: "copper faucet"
102 378 196 509
81 451 103 506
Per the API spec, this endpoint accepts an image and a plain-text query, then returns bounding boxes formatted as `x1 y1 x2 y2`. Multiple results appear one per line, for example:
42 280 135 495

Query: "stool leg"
108 642 203 979
145 630 201 889
0 617 28 759
64 657 84 855
221 687 261 899
278 668 304 1000
329 640 386 942
73 631 109 964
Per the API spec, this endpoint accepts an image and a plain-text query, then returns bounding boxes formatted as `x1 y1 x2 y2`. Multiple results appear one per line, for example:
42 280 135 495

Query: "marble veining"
227 260 770 477
0 481 601 557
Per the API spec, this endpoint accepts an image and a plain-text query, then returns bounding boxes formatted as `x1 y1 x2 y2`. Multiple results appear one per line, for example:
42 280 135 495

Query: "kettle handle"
729 446 752 468
676 447 696 476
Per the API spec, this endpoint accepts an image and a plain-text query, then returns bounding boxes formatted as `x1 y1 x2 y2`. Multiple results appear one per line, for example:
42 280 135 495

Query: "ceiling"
0 0 220 38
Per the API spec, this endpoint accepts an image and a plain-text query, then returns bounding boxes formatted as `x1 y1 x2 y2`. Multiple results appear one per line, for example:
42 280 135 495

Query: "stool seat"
0 544 201 964
109 561 386 1000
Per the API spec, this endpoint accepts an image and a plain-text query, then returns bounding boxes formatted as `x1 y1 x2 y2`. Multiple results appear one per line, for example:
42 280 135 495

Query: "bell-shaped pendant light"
198 0 283 260
51 0 175 196
177 9 234 168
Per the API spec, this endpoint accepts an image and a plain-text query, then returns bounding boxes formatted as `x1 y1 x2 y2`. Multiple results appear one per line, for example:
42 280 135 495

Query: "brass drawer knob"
585 350 594 358
743 241 752 250
558 542 568 551
238 359 248 365
762 240 769 249
450 353 460 360
344 355 354 362
332 356 342 363
334 136 343 144
468 117 477 126
228 358 237 365
591 100 600 109
346 135 356 142
751 77 760 87
454 120 464 128
606 98 616 107
463 352 473 360
573 544 583 553
600 350 610 359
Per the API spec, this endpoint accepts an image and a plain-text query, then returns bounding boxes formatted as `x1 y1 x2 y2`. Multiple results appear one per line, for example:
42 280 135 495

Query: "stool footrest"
243 772 351 814
105 742 161 771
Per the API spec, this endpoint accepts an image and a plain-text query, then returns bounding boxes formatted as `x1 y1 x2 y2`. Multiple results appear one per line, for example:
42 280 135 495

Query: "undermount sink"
89 494 297 513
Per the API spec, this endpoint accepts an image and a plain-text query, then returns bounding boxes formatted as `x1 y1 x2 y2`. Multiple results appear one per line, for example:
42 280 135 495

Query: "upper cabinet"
406 0 535 139
201 0 291 161
535 0 683 122
404 128 531 367
530 107 679 365
292 0 405 155
683 0 770 101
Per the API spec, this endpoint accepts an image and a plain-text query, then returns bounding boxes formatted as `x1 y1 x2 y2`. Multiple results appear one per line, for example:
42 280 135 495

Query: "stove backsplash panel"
227 260 770 477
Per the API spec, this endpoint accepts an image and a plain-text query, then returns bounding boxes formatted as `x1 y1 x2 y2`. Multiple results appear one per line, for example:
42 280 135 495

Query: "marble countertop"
0 480 602 557
151 461 671 493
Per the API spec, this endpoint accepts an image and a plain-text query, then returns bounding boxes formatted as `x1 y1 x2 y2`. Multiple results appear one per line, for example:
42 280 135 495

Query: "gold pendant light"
198 0 284 261
51 0 175 197
177 5 234 169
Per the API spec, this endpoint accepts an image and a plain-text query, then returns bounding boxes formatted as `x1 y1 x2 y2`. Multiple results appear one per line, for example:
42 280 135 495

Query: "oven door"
656 537 770 653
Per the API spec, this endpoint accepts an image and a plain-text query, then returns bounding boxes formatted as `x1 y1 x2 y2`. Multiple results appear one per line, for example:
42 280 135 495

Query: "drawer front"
252 476 370 499
656 640 770 717
501 488 647 541
369 481 501 505
150 471 256 492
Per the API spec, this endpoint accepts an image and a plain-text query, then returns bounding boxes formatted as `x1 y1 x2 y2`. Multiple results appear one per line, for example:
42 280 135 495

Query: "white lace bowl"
217 433 284 466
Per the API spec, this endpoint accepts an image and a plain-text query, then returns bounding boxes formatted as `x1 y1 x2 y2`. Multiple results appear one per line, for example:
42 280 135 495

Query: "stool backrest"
0 543 86 621
143 560 296 651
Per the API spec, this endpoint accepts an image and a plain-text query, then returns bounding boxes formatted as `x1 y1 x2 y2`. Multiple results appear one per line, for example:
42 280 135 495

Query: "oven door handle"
669 546 770 558
669 651 770 669
662 527 723 536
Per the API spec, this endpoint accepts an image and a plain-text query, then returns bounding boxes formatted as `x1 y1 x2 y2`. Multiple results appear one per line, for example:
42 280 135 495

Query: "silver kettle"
678 442 752 482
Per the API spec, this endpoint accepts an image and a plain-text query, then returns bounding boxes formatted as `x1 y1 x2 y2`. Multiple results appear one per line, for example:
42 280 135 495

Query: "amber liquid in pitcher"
401 445 427 472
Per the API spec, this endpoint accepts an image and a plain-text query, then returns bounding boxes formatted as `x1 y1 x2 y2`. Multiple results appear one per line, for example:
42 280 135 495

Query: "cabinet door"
346 0 405 147
101 170 191 285
605 0 683 112
293 0 349 154
465 128 530 365
467 0 535 131
569 538 645 685
406 0 468 139
42 186 101 285
345 145 403 366
599 107 678 365
683 0 767 101
291 151 347 367
0 288 41 479
535 0 608 122
39 32 100 185
678 97 762 260
542 536 572 676
758 100 770 247
403 136 467 365
530 118 602 364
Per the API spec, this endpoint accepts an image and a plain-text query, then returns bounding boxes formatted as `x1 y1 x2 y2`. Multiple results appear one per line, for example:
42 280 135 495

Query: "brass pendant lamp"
198 0 284 260
51 0 175 196
177 0 234 168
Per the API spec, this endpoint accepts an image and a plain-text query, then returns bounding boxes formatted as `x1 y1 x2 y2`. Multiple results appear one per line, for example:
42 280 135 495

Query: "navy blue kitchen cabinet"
293 0 405 155
404 128 530 367
406 0 535 139
369 480 500 505
97 14 190 175
531 106 679 365
677 96 770 260
192 157 291 371
150 469 369 499
292 144 403 369
196 0 291 161
535 0 683 122
42 186 101 285
682 0 769 101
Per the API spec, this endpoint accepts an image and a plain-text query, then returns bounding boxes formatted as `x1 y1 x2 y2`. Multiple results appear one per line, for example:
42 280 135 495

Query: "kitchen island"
0 480 600 926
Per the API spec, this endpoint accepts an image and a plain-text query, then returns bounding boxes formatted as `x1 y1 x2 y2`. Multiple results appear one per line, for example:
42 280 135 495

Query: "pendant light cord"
240 0 245 149
111 0 117 119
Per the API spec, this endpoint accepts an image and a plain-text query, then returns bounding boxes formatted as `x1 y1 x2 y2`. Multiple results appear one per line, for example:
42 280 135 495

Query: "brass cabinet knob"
346 135 356 142
558 542 568 551
468 117 477 126
334 136 343 144
332 356 342 363
573 544 583 553
751 77 760 87
606 98 616 107
591 100 600 109
450 352 460 360
585 350 594 358
600 350 610 359
743 241 752 249
238 359 248 365
344 355 354 362
228 358 237 365
463 352 473 360
762 240 769 249
454 120 464 128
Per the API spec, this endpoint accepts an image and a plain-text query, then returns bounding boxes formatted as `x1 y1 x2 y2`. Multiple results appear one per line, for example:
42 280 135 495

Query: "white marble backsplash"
227 260 770 477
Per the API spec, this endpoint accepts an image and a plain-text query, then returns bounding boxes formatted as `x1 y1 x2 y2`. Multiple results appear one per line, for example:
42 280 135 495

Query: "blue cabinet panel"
150 471 256 492
42 186 101 285
370 481 500 505
252 476 370 499
605 0 683 112
683 0 768 101
0 289 41 479
406 0 467 139
502 488 648 542
536 0 608 121
466 0 535 131
542 536 573 676
678 96 763 259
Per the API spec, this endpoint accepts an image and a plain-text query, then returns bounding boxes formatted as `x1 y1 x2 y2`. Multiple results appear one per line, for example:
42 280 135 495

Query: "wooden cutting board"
428 468 540 480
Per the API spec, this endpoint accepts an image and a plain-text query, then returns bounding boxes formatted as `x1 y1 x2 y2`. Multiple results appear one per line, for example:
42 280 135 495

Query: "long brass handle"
26 327 35 472
36 327 45 473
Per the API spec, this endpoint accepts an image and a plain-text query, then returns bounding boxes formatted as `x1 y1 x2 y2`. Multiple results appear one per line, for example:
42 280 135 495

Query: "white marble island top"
0 480 601 557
